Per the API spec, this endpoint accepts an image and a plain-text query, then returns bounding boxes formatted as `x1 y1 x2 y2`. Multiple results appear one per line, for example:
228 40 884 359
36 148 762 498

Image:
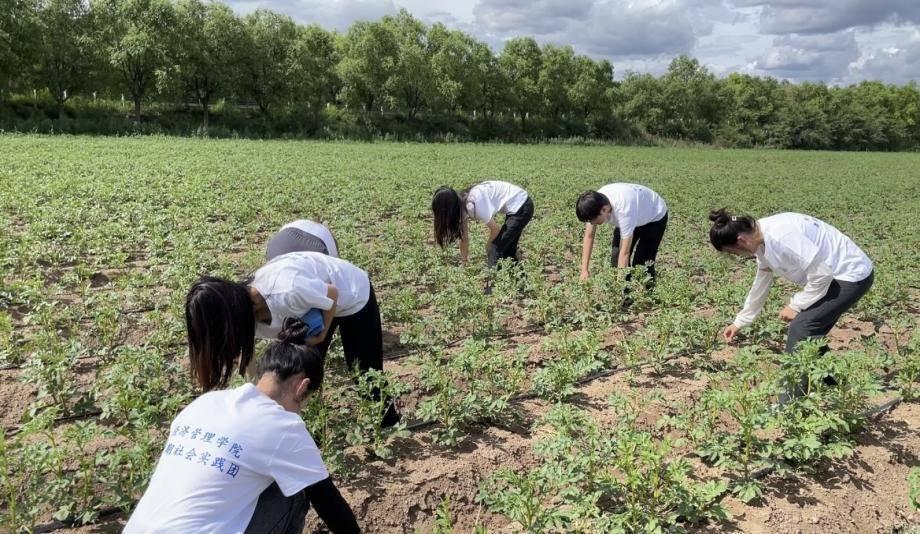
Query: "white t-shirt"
465 181 529 223
596 183 668 238
281 220 338 258
250 251 371 339
124 384 328 534
757 213 873 285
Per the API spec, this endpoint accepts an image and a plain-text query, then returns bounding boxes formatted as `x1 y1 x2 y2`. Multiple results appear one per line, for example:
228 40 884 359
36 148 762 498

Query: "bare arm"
485 219 501 251
459 217 470 265
617 235 633 269
580 223 597 280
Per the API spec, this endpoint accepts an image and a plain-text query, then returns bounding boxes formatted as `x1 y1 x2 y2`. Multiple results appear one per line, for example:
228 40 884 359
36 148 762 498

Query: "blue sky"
224 0 920 84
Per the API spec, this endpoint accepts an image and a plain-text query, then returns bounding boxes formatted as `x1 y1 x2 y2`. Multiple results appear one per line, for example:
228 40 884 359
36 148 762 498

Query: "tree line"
1 0 919 150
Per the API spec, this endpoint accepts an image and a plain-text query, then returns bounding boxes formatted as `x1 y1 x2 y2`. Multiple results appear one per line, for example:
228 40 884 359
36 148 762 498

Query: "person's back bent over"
125 320 359 534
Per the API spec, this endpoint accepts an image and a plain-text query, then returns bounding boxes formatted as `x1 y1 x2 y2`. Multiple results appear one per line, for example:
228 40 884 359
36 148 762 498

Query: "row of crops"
0 135 918 532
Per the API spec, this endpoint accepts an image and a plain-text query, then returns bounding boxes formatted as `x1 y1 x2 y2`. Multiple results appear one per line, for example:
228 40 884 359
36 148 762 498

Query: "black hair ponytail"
256 318 324 391
708 208 756 251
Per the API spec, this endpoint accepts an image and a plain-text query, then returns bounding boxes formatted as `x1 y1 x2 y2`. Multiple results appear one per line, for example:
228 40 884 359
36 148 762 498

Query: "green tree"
472 40 507 118
427 23 481 115
0 0 38 99
569 56 614 121
288 24 339 121
238 9 297 115
720 73 782 147
499 37 542 129
92 0 177 121
381 10 431 119
336 20 398 114
33 0 98 116
659 55 722 141
775 82 832 149
619 72 665 135
538 44 576 120
172 0 244 133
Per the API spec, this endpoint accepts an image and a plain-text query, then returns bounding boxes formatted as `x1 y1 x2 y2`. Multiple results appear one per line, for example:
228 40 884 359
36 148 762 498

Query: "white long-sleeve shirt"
732 213 872 329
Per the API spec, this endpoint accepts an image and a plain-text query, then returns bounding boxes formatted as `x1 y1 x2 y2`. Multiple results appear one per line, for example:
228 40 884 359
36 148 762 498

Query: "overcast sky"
224 0 920 85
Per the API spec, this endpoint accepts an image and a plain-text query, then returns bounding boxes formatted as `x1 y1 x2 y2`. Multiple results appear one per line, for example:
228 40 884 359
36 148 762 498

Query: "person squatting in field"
266 219 340 261
431 180 535 267
185 251 400 427
575 183 669 284
709 209 874 399
125 319 360 534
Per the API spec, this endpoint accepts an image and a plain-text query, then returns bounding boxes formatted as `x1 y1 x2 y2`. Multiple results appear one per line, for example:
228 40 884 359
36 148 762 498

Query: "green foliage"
342 368 410 459
693 350 778 503
532 329 607 402
769 341 884 466
479 398 730 533
2 4 919 146
0 137 916 530
415 340 525 445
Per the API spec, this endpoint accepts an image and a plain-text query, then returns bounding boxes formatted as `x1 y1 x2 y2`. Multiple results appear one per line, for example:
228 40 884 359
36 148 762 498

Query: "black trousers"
315 284 383 373
246 479 360 534
785 271 874 354
487 197 534 267
245 483 309 534
314 284 398 426
611 213 668 283
266 228 328 261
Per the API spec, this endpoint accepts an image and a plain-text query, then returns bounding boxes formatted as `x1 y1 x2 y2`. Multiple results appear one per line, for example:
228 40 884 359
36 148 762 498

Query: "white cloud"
220 0 920 83
732 0 920 35
224 0 398 30
847 29 920 85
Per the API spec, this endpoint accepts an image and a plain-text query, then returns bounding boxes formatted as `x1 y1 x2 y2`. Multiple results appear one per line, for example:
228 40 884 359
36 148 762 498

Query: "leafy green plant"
532 329 607 402
21 336 90 417
695 349 778 503
342 369 410 459
94 345 193 428
415 340 525 445
769 342 882 466
480 398 730 533
302 387 351 477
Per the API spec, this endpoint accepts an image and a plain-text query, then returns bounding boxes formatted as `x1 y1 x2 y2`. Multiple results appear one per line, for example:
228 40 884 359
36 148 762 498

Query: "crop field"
1 135 919 533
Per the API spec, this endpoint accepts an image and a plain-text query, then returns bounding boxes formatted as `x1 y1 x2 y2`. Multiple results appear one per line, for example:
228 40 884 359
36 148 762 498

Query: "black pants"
611 213 668 284
245 483 309 534
266 228 328 261
487 197 534 267
785 271 874 354
314 285 399 426
246 480 359 534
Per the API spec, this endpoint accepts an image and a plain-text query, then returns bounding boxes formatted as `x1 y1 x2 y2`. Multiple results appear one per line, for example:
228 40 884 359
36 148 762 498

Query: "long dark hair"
708 208 756 251
256 318 324 392
431 185 466 247
185 276 255 392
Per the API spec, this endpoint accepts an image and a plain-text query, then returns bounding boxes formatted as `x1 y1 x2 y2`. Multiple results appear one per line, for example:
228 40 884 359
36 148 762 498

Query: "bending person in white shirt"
185 251 399 427
267 219 340 261
576 183 669 285
709 208 874 356
431 180 534 267
125 319 360 534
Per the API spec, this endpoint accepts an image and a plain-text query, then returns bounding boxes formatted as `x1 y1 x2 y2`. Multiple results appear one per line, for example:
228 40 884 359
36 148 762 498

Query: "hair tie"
731 216 737 222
